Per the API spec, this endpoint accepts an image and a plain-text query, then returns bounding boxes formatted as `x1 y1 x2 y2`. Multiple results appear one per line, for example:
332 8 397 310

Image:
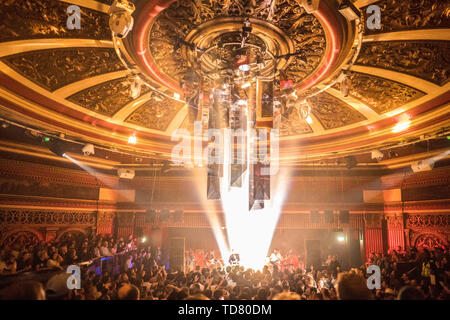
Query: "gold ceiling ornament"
361 0 450 35
336 71 426 115
150 0 326 87
356 41 450 86
67 77 151 117
1 47 125 92
308 92 367 130
0 0 110 42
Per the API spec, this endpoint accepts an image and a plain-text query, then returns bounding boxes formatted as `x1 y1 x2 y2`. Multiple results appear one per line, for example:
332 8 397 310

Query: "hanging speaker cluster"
310 210 320 223
340 210 350 224
324 210 334 224
145 209 184 223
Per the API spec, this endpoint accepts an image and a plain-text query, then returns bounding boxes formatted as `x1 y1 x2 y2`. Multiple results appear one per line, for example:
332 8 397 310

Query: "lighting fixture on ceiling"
48 141 67 158
344 155 357 169
108 0 135 39
128 135 137 144
129 76 143 99
338 0 361 21
337 72 350 97
388 150 399 158
300 0 320 14
371 150 384 161
82 143 95 156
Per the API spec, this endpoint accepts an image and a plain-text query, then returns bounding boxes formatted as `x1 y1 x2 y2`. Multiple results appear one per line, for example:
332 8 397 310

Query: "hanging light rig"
179 18 276 210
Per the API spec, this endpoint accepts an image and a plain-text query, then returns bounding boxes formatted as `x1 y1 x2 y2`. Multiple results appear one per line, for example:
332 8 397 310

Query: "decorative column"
96 211 115 235
363 213 384 260
386 213 405 252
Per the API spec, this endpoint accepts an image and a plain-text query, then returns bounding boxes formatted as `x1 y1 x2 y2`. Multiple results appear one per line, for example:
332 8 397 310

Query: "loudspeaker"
310 210 319 223
145 209 156 223
169 237 185 272
305 239 321 269
340 210 349 224
174 210 184 223
324 210 334 223
160 209 170 222
135 227 143 238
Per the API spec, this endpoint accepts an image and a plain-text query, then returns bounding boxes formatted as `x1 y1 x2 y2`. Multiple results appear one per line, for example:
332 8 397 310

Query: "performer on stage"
228 249 240 266
269 249 282 268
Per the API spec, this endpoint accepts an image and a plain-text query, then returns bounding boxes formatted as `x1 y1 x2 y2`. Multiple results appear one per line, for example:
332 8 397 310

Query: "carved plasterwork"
308 92 366 130
362 0 450 34
0 210 96 225
337 71 426 114
1 230 40 247
2 48 124 92
406 214 450 229
126 96 185 131
68 77 150 117
356 41 450 86
412 232 448 250
0 0 110 42
386 214 403 228
280 109 313 136
150 0 326 84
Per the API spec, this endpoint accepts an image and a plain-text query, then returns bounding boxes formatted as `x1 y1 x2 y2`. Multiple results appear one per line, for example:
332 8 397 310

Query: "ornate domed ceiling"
0 0 448 164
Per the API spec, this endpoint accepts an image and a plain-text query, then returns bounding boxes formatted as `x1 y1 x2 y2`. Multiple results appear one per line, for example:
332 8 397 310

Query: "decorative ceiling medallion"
148 0 326 89
335 71 426 114
356 41 450 86
0 0 110 42
2 48 125 92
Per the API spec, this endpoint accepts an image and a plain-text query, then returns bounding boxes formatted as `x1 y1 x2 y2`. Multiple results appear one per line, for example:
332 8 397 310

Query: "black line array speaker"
160 209 170 222
174 210 184 223
324 210 334 223
168 237 185 272
340 210 349 224
310 210 320 223
145 209 156 223
305 239 321 269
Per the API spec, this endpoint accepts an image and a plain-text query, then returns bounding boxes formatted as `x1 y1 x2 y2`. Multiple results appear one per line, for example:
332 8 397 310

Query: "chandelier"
108 0 365 208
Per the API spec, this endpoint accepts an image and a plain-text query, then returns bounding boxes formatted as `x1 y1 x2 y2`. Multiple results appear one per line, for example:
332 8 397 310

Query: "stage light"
109 0 135 39
241 82 251 89
82 143 95 156
392 114 411 133
129 76 143 99
48 141 67 157
128 135 137 144
388 150 399 158
371 150 384 161
173 92 181 100
43 137 51 142
141 237 147 243
337 236 345 243
338 0 361 21
344 155 357 169
239 64 250 72
305 115 313 124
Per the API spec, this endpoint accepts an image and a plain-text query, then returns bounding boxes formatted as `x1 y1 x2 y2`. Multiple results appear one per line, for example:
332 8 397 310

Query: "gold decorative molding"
351 65 439 94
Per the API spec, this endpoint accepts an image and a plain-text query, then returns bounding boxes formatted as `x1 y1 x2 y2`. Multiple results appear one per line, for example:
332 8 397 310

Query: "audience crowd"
0 233 449 300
